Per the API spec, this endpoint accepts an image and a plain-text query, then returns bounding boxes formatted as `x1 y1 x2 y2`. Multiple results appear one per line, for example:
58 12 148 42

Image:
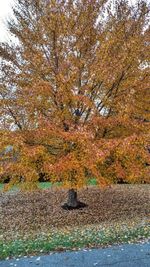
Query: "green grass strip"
0 184 4 190
0 222 149 260
0 179 97 191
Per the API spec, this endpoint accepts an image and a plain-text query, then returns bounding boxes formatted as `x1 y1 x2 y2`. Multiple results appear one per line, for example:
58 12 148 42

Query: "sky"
0 0 15 42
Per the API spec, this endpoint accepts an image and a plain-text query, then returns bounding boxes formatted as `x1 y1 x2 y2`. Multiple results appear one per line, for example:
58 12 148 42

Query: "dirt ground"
0 185 150 240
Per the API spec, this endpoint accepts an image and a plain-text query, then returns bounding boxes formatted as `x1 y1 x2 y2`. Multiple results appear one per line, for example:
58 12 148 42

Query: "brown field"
0 185 150 241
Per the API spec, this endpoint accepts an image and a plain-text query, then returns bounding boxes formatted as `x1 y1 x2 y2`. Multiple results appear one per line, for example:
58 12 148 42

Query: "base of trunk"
62 201 87 210
61 189 87 210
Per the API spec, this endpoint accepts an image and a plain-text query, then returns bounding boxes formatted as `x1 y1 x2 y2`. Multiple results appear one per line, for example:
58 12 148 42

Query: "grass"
87 178 97 186
0 179 97 191
38 182 62 189
0 221 149 260
0 184 3 190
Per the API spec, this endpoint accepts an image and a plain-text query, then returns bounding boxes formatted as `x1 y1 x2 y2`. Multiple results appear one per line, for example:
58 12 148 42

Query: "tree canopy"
0 0 150 191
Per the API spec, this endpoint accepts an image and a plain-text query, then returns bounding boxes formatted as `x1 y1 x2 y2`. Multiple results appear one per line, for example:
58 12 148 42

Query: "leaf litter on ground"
0 185 149 259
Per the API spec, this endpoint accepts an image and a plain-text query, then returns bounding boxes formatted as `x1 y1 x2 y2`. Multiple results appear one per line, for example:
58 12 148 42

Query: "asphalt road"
0 241 150 267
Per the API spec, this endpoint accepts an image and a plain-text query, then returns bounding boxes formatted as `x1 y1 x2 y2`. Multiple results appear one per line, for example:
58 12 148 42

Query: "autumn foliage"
0 0 150 192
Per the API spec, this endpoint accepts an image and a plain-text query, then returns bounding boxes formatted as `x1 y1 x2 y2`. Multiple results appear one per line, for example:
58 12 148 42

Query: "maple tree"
0 0 149 208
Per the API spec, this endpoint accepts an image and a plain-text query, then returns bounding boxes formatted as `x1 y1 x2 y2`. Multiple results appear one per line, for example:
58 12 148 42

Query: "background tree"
0 0 150 208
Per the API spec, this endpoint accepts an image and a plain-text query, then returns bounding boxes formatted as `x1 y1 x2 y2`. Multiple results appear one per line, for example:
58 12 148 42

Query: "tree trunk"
62 188 87 210
67 189 78 207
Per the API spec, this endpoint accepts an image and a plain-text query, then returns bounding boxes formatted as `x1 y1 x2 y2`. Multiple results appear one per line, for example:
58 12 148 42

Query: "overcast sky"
0 0 15 42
